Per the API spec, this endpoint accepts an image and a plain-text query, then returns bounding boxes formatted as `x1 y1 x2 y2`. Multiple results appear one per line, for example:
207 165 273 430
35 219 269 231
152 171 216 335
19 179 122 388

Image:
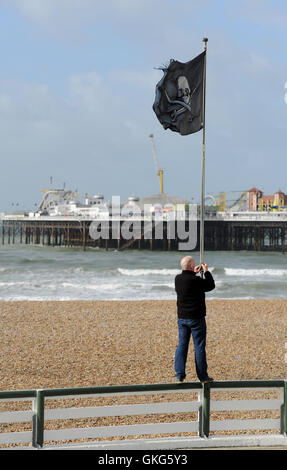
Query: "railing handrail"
0 390 36 400
40 381 202 397
0 379 284 399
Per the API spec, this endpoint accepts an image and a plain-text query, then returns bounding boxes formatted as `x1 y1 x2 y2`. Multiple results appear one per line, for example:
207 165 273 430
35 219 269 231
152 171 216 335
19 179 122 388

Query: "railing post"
34 390 45 448
32 397 37 448
202 383 210 438
198 390 203 437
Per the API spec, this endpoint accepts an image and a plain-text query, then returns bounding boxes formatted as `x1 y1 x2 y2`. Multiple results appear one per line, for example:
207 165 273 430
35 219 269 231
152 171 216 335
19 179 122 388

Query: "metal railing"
0 380 286 449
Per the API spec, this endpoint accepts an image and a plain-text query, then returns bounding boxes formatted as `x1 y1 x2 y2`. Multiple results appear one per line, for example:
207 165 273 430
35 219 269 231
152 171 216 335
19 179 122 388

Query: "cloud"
6 0 169 22
3 0 156 38
0 92 14 117
3 0 211 50
11 0 54 19
2 0 99 42
109 69 161 92
234 0 287 28
0 79 64 122
0 67 159 208
69 71 113 113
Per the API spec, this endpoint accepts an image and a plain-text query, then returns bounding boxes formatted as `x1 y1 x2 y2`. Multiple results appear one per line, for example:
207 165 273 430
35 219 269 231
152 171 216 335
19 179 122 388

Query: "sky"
0 0 287 211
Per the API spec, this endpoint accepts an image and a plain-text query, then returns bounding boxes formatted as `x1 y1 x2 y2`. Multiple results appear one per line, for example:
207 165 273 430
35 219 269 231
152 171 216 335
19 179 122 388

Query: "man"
174 256 215 383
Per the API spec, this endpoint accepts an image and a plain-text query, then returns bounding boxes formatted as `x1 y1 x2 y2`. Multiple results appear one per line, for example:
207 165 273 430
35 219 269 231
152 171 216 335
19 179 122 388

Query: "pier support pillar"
82 222 86 251
66 226 70 247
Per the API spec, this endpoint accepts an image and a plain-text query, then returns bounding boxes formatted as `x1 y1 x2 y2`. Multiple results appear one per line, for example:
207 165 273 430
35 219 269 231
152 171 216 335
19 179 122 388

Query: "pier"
1 212 287 252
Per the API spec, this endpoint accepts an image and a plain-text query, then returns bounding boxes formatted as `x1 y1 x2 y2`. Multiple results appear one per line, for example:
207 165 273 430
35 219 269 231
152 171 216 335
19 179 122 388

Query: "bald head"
180 256 195 271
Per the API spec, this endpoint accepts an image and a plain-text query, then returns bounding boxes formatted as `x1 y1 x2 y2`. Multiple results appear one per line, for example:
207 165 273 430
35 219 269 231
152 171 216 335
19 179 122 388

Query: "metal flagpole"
200 37 208 269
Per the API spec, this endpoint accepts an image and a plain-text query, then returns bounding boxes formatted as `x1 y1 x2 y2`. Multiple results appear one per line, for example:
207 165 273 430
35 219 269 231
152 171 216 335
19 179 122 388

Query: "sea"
0 244 286 301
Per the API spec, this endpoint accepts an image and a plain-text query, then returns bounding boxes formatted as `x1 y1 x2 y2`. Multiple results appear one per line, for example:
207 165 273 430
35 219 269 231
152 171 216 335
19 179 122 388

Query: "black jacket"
175 270 215 319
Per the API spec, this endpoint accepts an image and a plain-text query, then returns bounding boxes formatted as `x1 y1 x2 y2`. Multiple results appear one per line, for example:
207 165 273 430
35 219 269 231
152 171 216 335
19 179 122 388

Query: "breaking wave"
117 268 180 276
224 268 287 276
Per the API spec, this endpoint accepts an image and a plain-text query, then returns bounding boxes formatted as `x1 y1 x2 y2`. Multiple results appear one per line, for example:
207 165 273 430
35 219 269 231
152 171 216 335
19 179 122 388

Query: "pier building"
2 188 287 252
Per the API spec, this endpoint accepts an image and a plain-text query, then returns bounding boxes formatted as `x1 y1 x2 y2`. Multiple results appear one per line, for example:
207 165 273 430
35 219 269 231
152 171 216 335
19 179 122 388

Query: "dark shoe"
201 376 214 384
176 375 185 383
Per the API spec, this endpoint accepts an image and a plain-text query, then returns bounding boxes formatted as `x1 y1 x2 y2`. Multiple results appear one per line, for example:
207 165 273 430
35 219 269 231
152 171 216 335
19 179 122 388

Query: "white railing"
2 211 287 222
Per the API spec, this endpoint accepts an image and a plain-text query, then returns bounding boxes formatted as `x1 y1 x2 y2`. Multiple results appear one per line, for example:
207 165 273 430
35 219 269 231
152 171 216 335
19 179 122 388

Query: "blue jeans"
174 317 208 381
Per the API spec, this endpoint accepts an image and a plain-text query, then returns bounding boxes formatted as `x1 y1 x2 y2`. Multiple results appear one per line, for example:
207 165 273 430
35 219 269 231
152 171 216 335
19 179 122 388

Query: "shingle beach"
1 299 286 390
0 299 286 445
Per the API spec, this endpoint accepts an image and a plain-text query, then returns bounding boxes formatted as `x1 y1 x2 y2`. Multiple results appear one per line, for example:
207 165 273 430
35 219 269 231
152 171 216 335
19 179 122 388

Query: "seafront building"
246 188 287 212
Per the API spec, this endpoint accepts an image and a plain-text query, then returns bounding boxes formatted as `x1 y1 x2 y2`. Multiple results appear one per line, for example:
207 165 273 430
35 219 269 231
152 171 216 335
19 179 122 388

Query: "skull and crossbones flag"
152 51 205 136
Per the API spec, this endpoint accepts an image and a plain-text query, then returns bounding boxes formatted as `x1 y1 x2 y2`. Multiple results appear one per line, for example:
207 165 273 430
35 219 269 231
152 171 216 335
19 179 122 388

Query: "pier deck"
1 213 287 251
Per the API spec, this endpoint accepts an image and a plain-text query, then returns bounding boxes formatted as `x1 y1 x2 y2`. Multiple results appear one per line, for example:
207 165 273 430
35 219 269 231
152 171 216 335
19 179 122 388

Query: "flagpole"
200 37 208 270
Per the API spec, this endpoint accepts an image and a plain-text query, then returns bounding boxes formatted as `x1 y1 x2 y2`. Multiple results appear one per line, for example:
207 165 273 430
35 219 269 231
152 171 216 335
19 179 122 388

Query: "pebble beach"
1 299 286 391
0 299 286 446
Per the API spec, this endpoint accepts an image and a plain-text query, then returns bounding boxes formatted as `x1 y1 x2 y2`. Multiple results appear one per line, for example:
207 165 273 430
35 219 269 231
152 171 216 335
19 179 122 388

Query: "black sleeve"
201 271 215 292
174 274 179 292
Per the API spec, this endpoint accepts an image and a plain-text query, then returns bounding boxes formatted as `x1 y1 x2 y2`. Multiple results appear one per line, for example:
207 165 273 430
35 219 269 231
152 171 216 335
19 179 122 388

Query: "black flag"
153 51 205 136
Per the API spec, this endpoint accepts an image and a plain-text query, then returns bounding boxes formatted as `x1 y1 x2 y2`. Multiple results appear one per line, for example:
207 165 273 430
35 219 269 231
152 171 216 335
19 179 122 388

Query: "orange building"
246 188 287 211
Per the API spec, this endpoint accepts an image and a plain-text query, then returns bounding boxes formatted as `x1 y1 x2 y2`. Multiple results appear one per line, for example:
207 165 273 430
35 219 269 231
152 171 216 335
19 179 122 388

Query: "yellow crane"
149 134 164 194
